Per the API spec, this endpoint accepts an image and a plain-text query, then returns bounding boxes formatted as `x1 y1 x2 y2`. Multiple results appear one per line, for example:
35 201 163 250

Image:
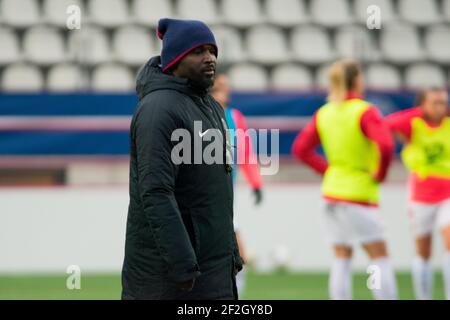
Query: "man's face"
211 74 231 109
422 90 449 122
172 45 217 90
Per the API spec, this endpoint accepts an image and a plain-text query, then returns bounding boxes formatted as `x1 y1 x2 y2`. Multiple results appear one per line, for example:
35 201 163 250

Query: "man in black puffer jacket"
121 18 243 300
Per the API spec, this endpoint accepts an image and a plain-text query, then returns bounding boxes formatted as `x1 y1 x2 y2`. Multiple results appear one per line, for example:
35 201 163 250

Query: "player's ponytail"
327 60 361 104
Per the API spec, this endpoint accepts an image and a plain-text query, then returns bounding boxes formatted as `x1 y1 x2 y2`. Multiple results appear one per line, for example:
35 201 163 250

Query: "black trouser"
121 262 237 300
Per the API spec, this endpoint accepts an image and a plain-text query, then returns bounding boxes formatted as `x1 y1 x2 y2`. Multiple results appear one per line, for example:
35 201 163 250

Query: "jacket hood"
136 56 208 101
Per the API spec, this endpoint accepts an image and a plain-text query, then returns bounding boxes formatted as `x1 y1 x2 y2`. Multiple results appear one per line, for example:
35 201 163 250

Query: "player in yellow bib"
387 88 450 299
292 60 397 300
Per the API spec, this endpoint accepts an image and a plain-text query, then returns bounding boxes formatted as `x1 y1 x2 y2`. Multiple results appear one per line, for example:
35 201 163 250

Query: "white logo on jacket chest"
198 129 211 138
170 120 280 175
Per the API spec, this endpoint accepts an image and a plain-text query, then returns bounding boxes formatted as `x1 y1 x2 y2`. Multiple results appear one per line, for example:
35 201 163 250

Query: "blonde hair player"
387 88 450 300
292 60 397 300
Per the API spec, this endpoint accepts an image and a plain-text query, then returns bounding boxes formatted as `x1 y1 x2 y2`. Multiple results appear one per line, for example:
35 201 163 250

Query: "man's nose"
204 51 216 63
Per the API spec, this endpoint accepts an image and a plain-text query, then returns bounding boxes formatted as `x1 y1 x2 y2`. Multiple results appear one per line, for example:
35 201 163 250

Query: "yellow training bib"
316 99 380 204
401 117 450 180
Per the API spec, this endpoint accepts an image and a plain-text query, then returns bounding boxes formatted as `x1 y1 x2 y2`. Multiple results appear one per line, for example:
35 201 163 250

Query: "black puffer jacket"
121 57 243 300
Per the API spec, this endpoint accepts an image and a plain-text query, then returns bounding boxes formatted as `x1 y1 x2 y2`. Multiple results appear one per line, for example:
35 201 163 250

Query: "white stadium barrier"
0 183 444 273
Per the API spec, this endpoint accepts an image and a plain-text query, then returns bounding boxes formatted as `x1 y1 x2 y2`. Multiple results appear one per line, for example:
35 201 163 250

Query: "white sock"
236 266 246 297
370 257 398 300
443 252 450 300
329 258 352 300
412 256 433 300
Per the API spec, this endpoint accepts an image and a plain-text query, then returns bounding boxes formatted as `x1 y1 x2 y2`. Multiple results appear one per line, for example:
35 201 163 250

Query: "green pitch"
0 271 445 300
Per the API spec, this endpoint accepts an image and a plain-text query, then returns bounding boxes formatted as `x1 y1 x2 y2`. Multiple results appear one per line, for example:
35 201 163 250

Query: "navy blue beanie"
157 18 218 72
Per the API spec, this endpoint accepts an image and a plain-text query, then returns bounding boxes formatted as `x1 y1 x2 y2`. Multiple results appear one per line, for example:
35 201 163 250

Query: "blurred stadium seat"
0 27 21 65
398 0 441 26
112 25 155 66
380 23 424 64
211 25 246 63
177 0 220 25
2 63 44 91
291 25 335 64
366 63 402 90
87 0 129 28
131 0 173 27
47 63 85 92
91 62 134 92
335 25 379 61
265 0 308 27
23 26 67 66
222 0 264 28
271 63 313 90
425 25 450 64
228 63 269 91
1 0 40 28
315 63 331 89
0 0 448 92
68 25 111 65
246 25 290 65
405 63 447 89
311 0 352 27
445 0 450 22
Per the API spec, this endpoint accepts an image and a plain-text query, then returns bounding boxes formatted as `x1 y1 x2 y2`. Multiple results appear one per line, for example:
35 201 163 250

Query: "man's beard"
190 74 215 91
